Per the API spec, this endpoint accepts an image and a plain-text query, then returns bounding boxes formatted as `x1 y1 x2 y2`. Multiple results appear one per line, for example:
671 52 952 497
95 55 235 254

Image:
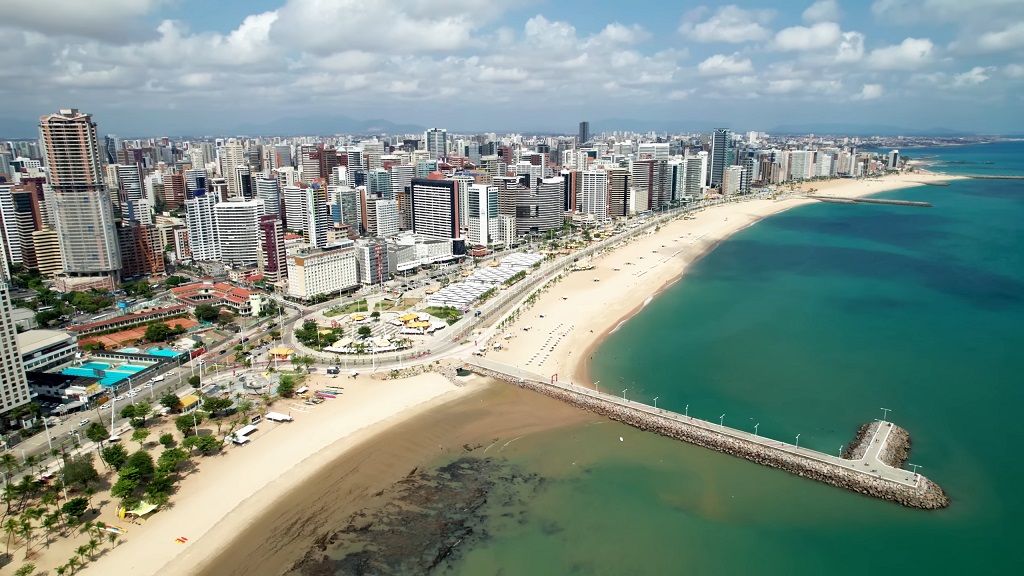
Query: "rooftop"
16 329 76 355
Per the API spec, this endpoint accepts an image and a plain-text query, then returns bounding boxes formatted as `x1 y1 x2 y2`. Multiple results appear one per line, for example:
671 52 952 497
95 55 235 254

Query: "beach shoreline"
487 172 962 389
77 371 473 576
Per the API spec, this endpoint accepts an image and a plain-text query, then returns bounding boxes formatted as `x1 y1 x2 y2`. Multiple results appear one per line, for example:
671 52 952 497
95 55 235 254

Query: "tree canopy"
193 304 220 323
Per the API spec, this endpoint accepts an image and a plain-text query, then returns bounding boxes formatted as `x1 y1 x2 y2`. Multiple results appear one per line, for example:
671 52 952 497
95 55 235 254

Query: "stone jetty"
467 361 950 510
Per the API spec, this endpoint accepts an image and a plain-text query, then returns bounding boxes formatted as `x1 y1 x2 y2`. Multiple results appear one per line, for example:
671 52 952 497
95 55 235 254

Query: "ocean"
439 142 1024 575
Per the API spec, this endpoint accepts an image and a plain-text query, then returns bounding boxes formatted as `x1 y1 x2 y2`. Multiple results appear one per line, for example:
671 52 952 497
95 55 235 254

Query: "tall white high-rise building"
185 191 219 261
304 185 330 248
40 109 121 288
579 170 609 220
0 185 22 266
256 177 281 217
214 198 265 266
790 151 814 181
184 168 207 196
466 184 499 247
219 142 246 197
283 185 307 233
683 152 708 198
0 233 30 417
116 163 143 205
424 128 447 160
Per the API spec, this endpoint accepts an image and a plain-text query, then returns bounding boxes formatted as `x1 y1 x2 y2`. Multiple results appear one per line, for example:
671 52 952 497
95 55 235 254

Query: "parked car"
79 419 90 427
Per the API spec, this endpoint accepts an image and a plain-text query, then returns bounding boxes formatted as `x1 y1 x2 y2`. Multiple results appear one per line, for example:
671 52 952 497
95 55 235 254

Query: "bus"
91 314 111 322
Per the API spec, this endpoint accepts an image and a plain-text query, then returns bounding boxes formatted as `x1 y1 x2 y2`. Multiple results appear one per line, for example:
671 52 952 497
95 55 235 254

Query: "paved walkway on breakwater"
465 357 950 509
807 195 933 207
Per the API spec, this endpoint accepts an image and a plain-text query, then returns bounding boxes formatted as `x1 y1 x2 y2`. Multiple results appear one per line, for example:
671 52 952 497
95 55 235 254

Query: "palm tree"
86 537 99 559
66 555 81 574
75 544 89 565
84 488 95 511
55 566 66 576
2 483 19 523
18 517 34 559
41 513 58 548
0 453 19 486
107 531 118 548
14 562 35 576
5 516 21 558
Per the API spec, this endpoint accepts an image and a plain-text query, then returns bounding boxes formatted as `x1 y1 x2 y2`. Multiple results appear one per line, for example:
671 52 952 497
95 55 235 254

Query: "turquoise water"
447 143 1024 574
79 362 110 370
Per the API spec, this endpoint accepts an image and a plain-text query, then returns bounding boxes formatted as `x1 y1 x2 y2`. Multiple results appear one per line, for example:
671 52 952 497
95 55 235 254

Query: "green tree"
144 322 173 342
100 445 129 471
293 355 315 371
122 451 154 479
165 275 187 288
130 428 150 448
158 433 174 448
62 456 99 490
109 477 138 500
14 562 35 576
183 435 221 455
159 392 181 411
83 422 108 445
60 498 88 522
277 377 296 398
188 375 201 389
175 413 203 437
357 326 372 338
193 304 220 323
202 396 233 415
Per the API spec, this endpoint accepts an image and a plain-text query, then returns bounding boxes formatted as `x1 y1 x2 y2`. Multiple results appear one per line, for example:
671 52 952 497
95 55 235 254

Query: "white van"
150 375 165 383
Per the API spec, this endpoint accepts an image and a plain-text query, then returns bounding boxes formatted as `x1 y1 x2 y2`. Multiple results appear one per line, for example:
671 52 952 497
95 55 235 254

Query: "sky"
1 0 1023 136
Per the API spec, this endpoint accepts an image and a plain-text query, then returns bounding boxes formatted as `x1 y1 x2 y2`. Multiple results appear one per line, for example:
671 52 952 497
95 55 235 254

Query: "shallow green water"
446 145 1024 575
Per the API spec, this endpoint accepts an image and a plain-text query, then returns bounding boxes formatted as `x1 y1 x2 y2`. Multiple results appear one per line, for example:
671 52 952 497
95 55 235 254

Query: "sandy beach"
487 172 961 385
73 372 468 576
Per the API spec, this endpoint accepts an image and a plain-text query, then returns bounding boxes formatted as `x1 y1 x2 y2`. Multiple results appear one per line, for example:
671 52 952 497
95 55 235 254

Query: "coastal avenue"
465 357 924 490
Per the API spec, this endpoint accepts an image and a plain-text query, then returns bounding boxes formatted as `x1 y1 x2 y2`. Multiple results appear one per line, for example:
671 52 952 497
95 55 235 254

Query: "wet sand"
193 375 593 576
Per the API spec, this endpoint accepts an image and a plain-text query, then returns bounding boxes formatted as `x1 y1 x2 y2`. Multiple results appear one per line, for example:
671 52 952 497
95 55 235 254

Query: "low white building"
386 232 455 273
17 329 78 372
286 240 358 300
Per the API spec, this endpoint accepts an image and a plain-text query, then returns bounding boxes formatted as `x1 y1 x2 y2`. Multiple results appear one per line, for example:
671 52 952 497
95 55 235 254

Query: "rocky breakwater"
471 367 950 510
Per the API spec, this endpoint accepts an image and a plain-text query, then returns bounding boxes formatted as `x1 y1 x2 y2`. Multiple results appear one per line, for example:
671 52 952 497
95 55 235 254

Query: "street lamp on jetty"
753 423 759 437
880 407 891 421
653 397 659 410
685 404 689 418
622 388 629 401
795 434 801 449
719 414 725 428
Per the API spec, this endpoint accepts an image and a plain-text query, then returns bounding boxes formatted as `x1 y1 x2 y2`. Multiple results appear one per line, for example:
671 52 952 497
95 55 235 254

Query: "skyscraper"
259 214 287 283
709 128 730 188
578 121 591 146
39 109 121 290
219 142 245 197
214 198 265 266
0 233 31 418
424 128 447 160
185 191 219 261
410 176 460 240
580 170 609 220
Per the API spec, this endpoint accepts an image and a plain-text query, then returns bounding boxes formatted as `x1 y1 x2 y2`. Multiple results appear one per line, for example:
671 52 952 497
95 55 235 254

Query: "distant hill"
767 123 977 137
228 115 426 137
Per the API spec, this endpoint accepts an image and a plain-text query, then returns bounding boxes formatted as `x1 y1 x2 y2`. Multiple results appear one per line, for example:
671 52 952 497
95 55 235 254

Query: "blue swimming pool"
80 362 111 371
119 365 147 373
146 347 183 358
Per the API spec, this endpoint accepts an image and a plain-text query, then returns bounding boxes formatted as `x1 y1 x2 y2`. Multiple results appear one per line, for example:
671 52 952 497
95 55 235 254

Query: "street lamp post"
653 397 659 410
622 388 628 401
192 409 199 437
42 417 53 451
795 434 801 449
753 423 759 437
719 414 725 428
880 407 891 421
685 404 689 418
909 463 921 476
839 445 844 461
128 377 136 405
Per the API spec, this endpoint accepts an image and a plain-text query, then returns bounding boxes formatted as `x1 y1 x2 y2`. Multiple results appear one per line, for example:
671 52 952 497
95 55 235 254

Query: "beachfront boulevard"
465 357 949 509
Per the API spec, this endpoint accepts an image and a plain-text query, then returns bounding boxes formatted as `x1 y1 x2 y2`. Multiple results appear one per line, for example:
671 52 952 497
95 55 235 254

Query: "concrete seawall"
469 365 950 510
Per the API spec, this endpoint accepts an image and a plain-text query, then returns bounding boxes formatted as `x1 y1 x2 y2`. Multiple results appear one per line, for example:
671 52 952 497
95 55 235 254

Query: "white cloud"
679 5 773 43
974 22 1024 53
867 38 934 70
270 0 502 54
698 53 754 75
835 32 866 63
765 78 804 94
855 83 884 99
803 0 841 24
0 0 169 42
773 22 841 51
871 0 1024 22
595 23 650 45
1006 64 1024 77
667 89 695 100
953 66 995 86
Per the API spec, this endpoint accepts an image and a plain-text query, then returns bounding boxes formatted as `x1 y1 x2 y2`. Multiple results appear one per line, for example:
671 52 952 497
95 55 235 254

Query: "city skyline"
1 0 1023 136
